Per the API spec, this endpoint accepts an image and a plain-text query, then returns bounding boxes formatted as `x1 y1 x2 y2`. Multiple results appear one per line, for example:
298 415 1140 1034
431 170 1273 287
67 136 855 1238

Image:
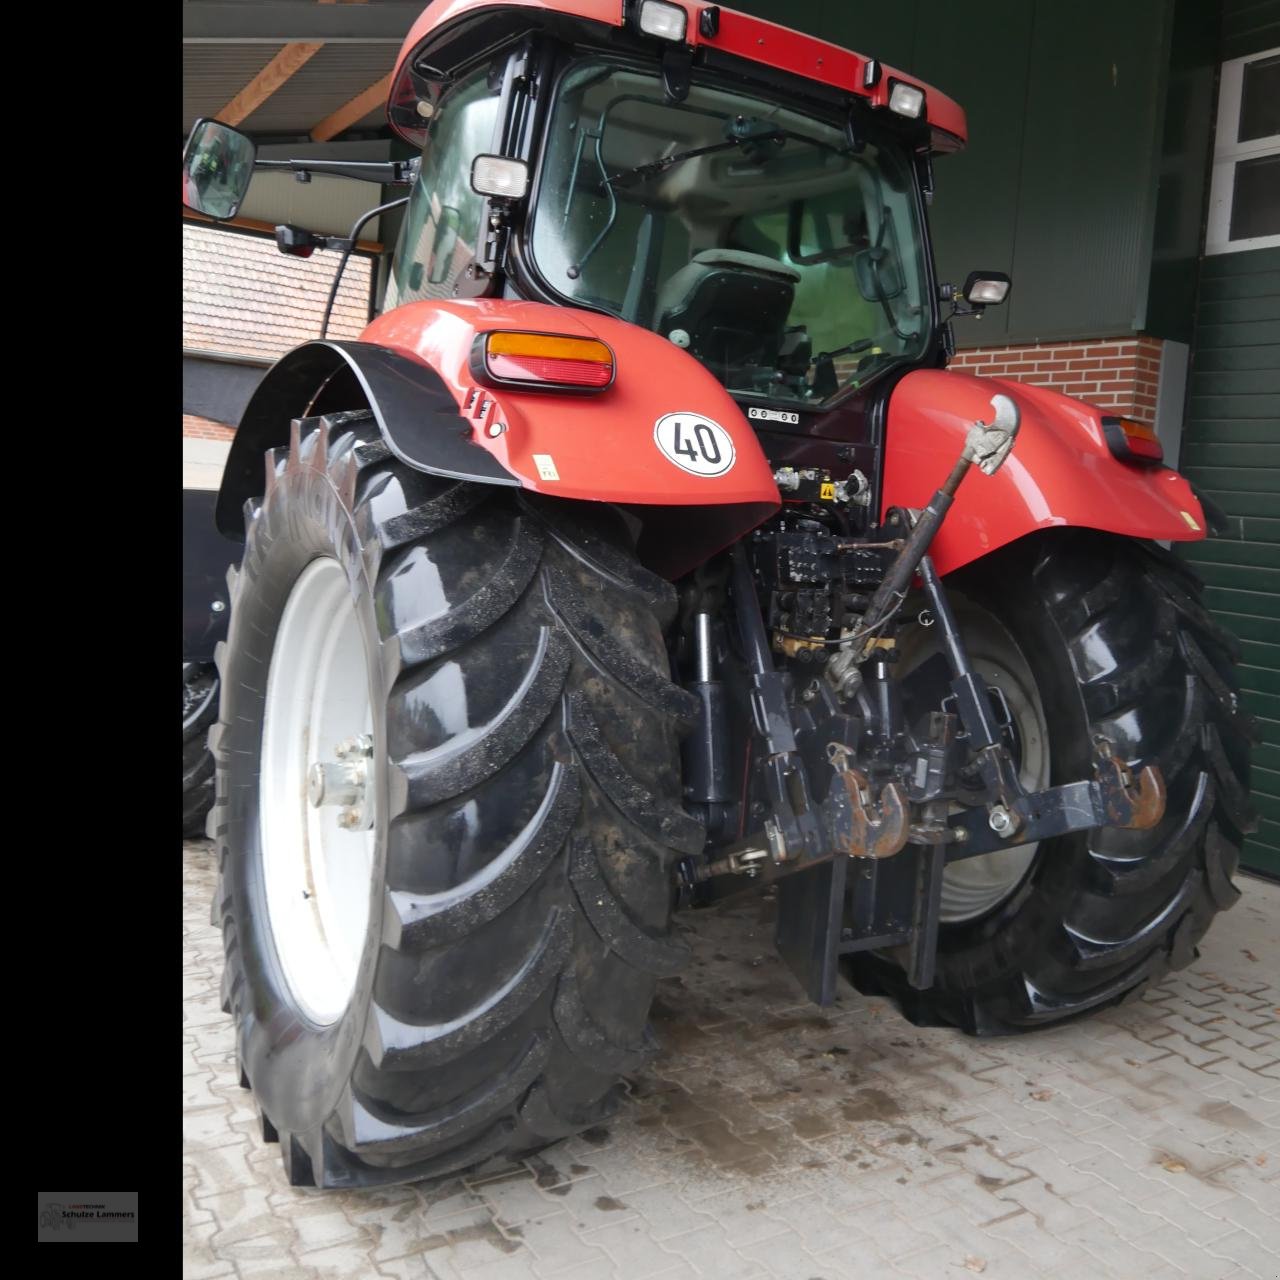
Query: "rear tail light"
473 331 615 392
1101 415 1163 464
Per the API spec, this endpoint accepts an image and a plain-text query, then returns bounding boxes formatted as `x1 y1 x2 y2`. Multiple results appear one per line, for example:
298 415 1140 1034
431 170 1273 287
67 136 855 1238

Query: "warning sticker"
532 454 559 481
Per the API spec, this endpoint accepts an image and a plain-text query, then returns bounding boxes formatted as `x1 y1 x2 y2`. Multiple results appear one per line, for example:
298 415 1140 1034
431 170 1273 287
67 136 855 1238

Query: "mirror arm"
255 158 420 187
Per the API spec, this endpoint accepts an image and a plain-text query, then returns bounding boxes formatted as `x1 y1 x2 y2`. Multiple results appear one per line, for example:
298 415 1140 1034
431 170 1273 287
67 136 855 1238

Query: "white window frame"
1205 47 1280 255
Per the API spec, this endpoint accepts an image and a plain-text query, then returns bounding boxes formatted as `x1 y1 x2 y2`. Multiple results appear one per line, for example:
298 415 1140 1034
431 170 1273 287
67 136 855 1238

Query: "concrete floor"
184 839 1279 1279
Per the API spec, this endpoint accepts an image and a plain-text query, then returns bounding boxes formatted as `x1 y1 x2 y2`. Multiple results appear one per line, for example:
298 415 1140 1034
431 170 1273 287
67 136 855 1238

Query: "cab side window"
386 69 501 306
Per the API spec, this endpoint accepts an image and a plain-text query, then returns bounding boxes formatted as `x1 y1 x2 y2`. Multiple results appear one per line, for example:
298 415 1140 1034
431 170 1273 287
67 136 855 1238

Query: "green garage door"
1178 246 1280 878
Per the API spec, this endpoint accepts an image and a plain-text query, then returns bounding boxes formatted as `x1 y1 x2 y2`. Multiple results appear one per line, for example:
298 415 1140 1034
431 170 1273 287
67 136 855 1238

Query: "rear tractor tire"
183 662 218 839
207 411 701 1188
848 529 1254 1034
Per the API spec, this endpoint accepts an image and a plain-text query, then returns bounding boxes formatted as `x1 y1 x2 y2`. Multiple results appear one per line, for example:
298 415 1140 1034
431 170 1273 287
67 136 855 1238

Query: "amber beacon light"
472 331 616 391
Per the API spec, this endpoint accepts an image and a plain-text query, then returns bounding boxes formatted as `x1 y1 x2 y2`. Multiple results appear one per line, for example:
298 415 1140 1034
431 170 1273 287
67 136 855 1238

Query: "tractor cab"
381 0 961 411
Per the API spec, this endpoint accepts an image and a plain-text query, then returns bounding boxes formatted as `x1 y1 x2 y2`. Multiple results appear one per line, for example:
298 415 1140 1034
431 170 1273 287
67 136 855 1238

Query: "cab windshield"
529 58 932 406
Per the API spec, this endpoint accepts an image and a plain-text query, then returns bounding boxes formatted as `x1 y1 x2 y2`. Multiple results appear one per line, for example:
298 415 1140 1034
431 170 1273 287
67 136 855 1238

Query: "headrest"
684 248 800 283
657 248 800 324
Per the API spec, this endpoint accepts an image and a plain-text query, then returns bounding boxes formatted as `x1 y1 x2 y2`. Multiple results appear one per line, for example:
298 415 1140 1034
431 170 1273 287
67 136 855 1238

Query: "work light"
888 81 925 119
639 0 688 41
967 277 1010 305
470 155 529 199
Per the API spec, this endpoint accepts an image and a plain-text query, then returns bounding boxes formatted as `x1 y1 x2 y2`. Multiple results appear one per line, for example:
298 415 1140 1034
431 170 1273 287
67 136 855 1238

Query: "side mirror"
961 270 1011 306
182 118 256 221
854 246 905 301
428 206 463 284
787 198 868 266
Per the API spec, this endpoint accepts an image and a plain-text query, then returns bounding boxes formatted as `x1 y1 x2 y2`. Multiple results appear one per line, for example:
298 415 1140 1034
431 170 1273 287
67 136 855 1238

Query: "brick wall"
948 336 1163 424
183 414 236 442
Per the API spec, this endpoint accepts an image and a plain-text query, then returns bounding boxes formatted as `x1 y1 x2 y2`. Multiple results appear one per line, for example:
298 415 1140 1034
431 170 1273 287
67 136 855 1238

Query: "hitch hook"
828 745 910 858
1093 737 1166 830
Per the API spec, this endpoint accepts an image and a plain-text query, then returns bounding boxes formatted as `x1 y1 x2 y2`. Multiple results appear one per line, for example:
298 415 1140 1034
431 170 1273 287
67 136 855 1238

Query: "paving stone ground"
183 839 1280 1279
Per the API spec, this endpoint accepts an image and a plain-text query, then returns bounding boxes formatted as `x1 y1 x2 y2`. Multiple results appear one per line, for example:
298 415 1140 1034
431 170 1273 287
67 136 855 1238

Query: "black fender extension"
215 340 518 540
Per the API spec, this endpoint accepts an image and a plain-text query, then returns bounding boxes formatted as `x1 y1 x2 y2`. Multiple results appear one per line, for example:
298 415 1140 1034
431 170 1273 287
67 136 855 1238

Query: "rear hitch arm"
712 546 912 881
944 739 1166 859
915 554 1166 855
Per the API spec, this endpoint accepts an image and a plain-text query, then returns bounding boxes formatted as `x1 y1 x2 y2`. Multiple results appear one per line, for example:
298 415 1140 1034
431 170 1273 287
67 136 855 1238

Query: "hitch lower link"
948 736 1165 859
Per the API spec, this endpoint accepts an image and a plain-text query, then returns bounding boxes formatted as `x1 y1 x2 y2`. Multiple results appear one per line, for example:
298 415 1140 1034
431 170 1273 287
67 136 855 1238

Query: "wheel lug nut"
337 807 361 830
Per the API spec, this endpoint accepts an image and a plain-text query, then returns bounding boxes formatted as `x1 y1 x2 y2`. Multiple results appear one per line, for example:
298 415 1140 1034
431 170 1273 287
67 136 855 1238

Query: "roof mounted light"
638 0 688 42
470 154 528 199
888 80 926 119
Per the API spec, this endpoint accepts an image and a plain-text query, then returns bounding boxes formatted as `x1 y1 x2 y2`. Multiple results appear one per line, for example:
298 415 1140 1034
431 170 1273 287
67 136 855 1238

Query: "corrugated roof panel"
239 44 398 134
353 104 388 131
183 44 289 129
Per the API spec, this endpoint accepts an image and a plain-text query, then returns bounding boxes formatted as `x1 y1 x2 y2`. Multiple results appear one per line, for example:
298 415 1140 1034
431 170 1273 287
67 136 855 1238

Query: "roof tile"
183 224 373 360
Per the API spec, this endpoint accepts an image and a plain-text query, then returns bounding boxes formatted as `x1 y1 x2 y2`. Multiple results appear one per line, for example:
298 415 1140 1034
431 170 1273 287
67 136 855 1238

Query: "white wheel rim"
260 557 377 1025
898 599 1050 925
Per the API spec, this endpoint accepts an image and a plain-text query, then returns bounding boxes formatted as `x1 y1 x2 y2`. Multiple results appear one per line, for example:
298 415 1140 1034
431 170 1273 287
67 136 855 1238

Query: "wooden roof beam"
214 41 325 127
309 69 394 142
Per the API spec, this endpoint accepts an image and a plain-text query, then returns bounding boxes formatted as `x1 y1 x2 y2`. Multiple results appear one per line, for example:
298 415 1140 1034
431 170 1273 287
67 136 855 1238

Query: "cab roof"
387 0 967 153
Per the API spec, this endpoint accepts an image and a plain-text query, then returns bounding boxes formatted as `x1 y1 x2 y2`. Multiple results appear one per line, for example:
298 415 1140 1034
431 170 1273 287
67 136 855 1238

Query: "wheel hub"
308 735 374 830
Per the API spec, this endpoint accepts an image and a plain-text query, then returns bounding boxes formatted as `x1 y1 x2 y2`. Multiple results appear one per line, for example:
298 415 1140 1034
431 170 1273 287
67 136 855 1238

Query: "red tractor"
184 0 1254 1189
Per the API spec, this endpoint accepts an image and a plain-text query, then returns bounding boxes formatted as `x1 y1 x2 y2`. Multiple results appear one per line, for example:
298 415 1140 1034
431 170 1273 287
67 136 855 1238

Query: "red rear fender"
882 369 1207 576
362 300 780 509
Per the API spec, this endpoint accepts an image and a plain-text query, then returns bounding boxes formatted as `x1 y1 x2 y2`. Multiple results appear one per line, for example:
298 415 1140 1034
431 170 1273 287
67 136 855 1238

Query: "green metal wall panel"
1005 1 1170 340
1146 0 1220 343
817 0 918 68
1179 247 1280 878
908 2 1035 347
1222 0 1280 60
729 2 1201 348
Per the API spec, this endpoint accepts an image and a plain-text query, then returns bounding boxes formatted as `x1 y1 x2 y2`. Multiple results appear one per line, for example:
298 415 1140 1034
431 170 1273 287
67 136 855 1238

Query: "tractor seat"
656 249 800 370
